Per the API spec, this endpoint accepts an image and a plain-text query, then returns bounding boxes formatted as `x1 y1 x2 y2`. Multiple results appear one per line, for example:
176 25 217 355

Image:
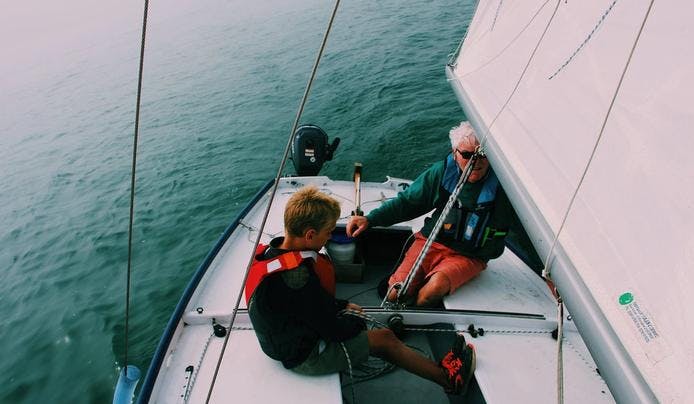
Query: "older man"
346 122 519 306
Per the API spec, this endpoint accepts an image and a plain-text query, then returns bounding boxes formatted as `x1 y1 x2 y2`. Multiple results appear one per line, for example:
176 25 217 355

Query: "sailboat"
128 1 693 403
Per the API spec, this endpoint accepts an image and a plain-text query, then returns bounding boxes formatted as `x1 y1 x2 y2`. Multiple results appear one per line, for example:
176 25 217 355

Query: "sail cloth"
448 1 694 403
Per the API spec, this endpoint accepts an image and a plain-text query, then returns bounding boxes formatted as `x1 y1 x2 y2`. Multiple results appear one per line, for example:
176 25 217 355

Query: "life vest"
440 154 506 248
244 243 336 305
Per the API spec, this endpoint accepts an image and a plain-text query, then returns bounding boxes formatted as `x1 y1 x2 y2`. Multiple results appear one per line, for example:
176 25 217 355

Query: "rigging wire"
204 1 343 402
556 297 565 404
449 2 564 402
540 4 656 398
122 0 150 378
453 0 552 77
393 152 479 303
541 0 655 278
490 0 505 31
450 0 563 278
475 0 562 153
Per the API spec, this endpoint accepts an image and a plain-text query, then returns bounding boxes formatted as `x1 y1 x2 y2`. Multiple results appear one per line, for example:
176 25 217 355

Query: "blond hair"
284 186 341 237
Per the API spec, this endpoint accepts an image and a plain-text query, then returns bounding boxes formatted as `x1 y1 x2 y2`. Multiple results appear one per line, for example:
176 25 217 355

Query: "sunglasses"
456 149 487 160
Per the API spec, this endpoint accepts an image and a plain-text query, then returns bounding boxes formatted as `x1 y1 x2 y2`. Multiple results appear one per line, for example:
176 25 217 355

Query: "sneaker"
440 332 476 395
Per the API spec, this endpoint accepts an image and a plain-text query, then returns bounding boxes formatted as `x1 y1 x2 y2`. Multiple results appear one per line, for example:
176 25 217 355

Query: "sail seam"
542 0 656 274
465 0 562 150
455 0 552 79
490 0 504 31
548 0 619 80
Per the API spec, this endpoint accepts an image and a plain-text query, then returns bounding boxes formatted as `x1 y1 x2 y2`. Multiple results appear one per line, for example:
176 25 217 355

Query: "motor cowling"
291 124 340 176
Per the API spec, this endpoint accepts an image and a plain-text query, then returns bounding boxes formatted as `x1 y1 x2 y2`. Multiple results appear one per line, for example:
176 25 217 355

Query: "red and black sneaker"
440 332 476 395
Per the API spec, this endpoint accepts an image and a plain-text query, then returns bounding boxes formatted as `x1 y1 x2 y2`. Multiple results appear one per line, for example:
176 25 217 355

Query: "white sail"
448 1 694 402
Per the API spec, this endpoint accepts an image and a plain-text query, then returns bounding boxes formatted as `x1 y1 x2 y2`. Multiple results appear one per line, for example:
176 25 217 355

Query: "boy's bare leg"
367 329 448 387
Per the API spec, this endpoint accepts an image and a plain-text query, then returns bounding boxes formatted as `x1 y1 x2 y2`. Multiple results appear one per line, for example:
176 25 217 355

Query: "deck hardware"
352 162 364 216
467 324 485 338
387 314 405 337
196 307 203 314
182 365 194 400
468 324 478 337
213 322 227 338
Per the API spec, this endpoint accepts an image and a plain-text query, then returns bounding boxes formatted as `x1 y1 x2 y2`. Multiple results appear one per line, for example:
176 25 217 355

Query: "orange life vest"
244 243 336 304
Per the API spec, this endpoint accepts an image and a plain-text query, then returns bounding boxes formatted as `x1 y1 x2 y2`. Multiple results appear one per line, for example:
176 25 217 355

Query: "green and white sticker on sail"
618 291 670 363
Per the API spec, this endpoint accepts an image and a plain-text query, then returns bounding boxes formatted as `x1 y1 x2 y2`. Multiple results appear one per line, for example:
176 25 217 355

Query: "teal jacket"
366 155 519 261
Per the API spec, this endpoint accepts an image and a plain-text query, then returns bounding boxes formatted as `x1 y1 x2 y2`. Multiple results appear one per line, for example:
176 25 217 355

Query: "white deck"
444 249 614 403
145 177 615 403
147 177 422 403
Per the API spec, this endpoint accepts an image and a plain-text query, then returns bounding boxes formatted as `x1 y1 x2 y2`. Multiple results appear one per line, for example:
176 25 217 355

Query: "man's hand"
345 302 363 313
346 215 369 237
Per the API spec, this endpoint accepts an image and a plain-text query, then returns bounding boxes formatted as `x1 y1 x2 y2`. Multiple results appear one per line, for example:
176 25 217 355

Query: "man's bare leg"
416 272 451 307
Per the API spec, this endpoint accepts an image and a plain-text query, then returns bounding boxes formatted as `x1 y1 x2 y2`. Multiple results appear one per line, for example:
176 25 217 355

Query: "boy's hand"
345 302 363 313
346 215 369 237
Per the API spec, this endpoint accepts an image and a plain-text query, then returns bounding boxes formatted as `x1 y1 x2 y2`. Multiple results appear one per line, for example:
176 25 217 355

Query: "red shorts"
388 232 486 297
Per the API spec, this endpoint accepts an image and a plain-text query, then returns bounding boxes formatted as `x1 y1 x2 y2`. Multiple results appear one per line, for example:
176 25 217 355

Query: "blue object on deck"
113 365 141 404
330 232 354 244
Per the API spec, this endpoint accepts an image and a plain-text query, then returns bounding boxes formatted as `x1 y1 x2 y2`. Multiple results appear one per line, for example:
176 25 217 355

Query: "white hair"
448 121 479 150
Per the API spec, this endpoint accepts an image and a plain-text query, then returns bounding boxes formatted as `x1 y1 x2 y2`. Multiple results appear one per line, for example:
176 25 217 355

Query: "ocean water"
0 0 474 402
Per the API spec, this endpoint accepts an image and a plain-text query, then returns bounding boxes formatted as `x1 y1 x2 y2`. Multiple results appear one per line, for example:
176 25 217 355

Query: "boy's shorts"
291 331 369 376
389 232 486 296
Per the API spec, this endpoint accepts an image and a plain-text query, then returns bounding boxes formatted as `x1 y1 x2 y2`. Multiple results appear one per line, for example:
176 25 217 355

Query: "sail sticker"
617 291 671 363
619 292 659 343
618 292 634 305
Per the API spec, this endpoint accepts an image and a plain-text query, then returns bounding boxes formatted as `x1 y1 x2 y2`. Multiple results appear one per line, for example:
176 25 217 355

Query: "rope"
377 232 415 306
341 357 396 387
450 6 566 400
556 298 564 404
185 332 215 402
541 0 654 280
339 342 356 404
205 1 343 402
451 1 564 292
122 0 149 378
394 150 480 303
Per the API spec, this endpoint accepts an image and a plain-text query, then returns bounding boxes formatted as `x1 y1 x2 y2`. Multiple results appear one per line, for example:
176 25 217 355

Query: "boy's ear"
304 228 316 241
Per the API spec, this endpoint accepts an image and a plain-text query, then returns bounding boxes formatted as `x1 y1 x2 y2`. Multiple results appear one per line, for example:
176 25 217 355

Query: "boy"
245 186 475 395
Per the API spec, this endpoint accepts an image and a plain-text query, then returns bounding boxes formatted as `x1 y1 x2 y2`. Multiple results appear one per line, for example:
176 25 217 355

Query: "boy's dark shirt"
248 237 365 369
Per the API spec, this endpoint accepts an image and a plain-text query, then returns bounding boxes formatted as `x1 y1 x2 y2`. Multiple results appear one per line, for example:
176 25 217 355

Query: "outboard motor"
290 124 340 176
